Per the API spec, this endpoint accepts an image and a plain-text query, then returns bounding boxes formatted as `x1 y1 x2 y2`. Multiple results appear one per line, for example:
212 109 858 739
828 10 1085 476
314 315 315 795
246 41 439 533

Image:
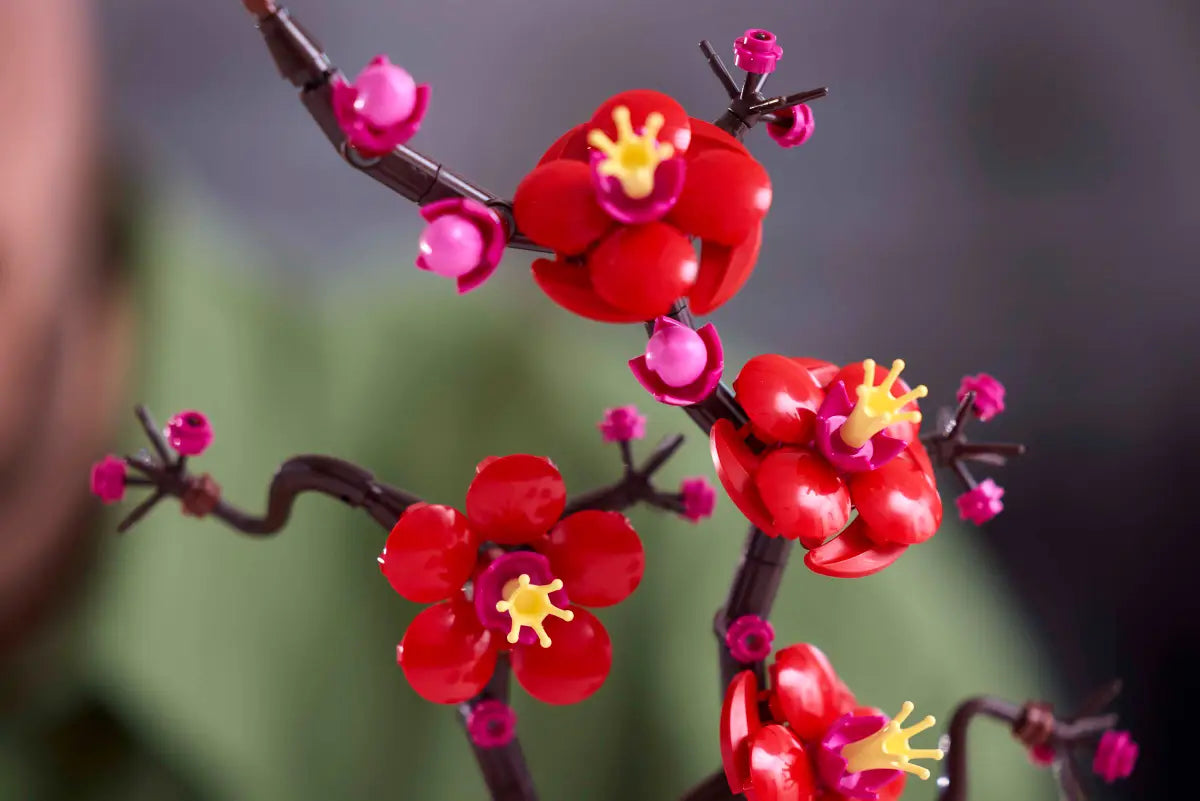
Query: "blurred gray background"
99 0 1197 796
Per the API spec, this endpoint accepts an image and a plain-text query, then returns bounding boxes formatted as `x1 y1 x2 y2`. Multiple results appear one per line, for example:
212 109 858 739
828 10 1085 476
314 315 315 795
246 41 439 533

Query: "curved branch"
124 449 422 534
937 696 1119 801
247 3 549 254
459 657 539 801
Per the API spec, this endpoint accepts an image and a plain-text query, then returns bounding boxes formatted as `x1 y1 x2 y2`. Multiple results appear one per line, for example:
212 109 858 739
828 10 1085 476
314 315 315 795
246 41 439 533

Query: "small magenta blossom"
956 373 1006 422
956 479 1005 525
90 455 127 504
597 406 647 443
166 410 213 457
1093 730 1138 783
465 700 517 749
680 476 717 522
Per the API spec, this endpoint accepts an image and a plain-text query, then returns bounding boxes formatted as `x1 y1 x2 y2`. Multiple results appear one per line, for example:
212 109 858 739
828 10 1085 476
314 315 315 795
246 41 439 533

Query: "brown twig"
937 691 1121 801
113 403 690 801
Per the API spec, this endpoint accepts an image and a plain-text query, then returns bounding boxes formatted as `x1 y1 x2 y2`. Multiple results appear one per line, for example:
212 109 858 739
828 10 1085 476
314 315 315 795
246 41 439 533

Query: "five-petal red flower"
514 90 772 322
710 356 942 578
382 454 644 706
720 644 908 801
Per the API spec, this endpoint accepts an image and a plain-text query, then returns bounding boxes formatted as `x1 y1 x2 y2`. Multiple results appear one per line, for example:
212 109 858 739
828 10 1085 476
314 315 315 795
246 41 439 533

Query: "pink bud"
680 476 717 522
956 479 1005 525
598 406 647 443
1093 730 1138 783
630 318 725 406
166 410 213 457
415 198 505 294
418 214 485 278
957 373 1006 422
767 104 815 149
331 55 430 158
645 324 708 388
89 455 127 504
725 614 773 662
466 699 517 748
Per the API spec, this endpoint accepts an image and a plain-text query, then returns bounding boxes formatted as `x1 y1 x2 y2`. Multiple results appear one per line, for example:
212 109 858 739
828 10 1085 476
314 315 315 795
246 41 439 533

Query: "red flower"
710 356 942 578
721 644 943 801
382 455 643 706
514 90 771 322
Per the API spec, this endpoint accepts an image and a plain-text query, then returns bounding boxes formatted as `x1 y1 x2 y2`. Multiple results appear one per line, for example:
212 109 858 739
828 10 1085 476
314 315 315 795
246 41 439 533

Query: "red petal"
536 123 591 165
690 225 763 315
754 448 850 548
803 517 909 578
536 510 644 607
849 450 942 545
590 223 699 319
379 503 476 603
710 419 777 534
589 90 692 155
465 454 566 545
532 258 647 323
397 596 498 704
748 724 818 801
721 670 765 793
768 643 856 742
789 358 841 389
688 118 752 158
734 355 826 444
873 773 908 801
513 160 613 255
511 607 612 704
668 150 772 245
830 362 922 443
907 439 935 479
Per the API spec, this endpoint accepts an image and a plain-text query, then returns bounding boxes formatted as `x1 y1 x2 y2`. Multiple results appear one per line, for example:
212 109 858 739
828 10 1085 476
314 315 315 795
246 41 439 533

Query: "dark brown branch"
459 657 539 801
714 528 791 692
561 434 687 517
645 303 786 696
251 6 549 254
937 695 1120 801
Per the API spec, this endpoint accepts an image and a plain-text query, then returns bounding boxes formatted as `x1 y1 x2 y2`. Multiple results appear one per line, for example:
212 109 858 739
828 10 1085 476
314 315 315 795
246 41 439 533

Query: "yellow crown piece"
839 359 928 449
587 105 675 200
841 702 945 780
495 574 575 648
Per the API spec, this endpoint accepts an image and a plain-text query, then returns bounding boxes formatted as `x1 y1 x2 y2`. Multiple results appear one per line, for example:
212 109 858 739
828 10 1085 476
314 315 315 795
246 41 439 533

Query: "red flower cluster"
514 89 772 322
722 644 939 801
382 455 644 705
711 356 942 578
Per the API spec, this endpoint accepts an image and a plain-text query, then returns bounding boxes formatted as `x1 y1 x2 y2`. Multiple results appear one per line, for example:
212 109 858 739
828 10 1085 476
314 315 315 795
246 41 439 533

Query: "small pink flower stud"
680 476 717 522
956 479 1005 525
166 410 213 457
768 103 815 149
957 373 1006 422
466 699 517 748
629 318 724 406
90 455 127 504
733 29 783 74
598 406 646 443
416 199 505 294
1093 729 1138 783
725 614 773 662
331 55 431 158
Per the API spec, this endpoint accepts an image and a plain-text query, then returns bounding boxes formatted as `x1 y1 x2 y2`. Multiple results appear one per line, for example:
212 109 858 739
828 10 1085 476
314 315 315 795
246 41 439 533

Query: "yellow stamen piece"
494 574 574 648
839 359 928 449
587 105 675 199
841 701 945 780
